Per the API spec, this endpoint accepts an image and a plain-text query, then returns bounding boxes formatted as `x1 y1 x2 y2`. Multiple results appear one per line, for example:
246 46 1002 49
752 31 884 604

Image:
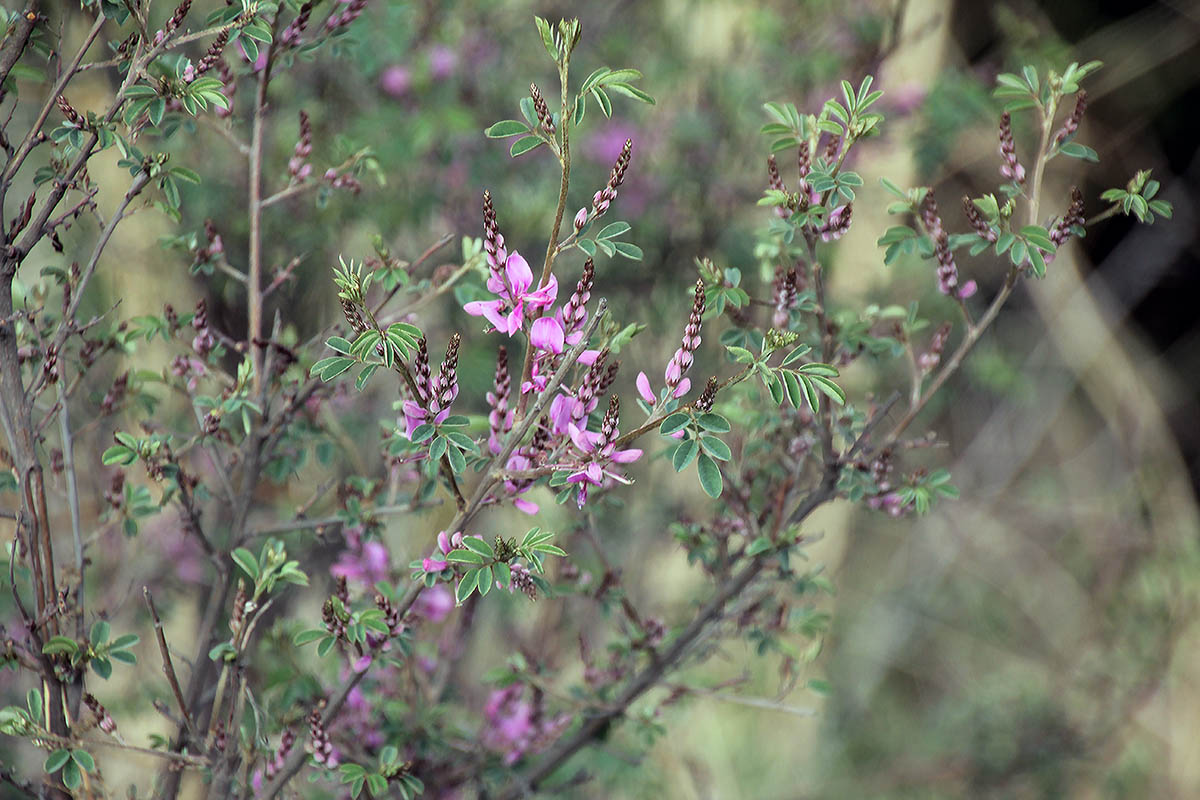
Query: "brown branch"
144 588 198 741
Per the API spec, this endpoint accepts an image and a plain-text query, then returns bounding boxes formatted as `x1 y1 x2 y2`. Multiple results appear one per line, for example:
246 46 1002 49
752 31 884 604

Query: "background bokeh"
4 0 1200 797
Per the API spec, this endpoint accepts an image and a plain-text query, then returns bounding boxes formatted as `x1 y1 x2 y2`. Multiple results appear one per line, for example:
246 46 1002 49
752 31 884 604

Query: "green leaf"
89 621 110 648
579 67 610 95
613 242 643 260
91 657 112 679
456 569 480 604
1028 246 1046 278
699 436 731 462
293 629 326 646
659 413 690 436
44 750 71 773
446 444 466 474
463 537 495 559
591 87 612 117
597 221 631 240
485 120 530 138
1058 141 1098 162
409 423 435 443
101 445 136 465
71 750 95 773
445 549 483 565
42 636 79 656
672 438 699 472
231 548 259 581
745 536 773 556
1019 224 1055 251
62 760 81 789
110 634 139 650
605 82 654 104
510 136 544 158
428 436 447 462
534 16 558 61
696 413 730 433
478 565 494 597
696 453 723 499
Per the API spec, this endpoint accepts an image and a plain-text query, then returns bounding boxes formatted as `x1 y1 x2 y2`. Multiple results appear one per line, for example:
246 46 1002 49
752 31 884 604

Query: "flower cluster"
565 395 642 508
920 190 976 299
638 279 706 403
402 334 460 438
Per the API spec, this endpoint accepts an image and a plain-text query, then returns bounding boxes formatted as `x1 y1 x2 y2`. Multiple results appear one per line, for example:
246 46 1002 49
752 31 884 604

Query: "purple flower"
428 44 457 80
463 250 561 344
414 585 454 622
402 400 449 439
565 420 642 509
379 65 411 98
330 534 390 588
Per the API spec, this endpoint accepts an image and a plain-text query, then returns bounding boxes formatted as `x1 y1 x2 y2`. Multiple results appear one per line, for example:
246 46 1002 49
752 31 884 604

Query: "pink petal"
513 497 539 515
958 280 978 299
636 371 656 405
465 300 510 334
610 447 643 464
423 557 448 572
503 303 524 335
505 251 533 294
352 654 372 673
672 377 692 398
526 274 558 307
567 423 594 453
664 358 683 386
530 317 565 354
437 531 451 554
576 349 600 366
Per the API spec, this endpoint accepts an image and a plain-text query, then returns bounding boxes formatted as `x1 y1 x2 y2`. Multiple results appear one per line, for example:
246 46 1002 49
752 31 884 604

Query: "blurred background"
5 0 1200 797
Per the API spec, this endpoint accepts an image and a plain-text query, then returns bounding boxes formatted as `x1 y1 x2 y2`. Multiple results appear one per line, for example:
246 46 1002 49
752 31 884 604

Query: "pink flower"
636 370 690 405
403 400 449 439
463 250 561 344
330 533 391 588
422 557 448 573
428 44 457 80
379 65 411 98
414 585 454 622
530 316 564 354
565 422 642 508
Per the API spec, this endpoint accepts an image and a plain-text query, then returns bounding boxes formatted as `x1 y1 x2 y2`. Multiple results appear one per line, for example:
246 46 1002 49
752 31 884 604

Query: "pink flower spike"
530 317 565 354
636 371 655 405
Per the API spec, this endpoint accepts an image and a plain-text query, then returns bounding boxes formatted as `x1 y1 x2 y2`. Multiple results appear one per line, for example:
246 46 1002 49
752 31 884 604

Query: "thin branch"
144 588 199 742
55 379 83 639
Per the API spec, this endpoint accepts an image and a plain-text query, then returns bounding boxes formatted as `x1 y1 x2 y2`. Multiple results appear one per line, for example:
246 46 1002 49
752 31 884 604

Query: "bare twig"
144 588 198 741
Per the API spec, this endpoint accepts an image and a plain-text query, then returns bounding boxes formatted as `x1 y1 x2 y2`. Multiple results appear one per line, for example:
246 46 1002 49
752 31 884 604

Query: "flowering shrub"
0 4 1173 799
